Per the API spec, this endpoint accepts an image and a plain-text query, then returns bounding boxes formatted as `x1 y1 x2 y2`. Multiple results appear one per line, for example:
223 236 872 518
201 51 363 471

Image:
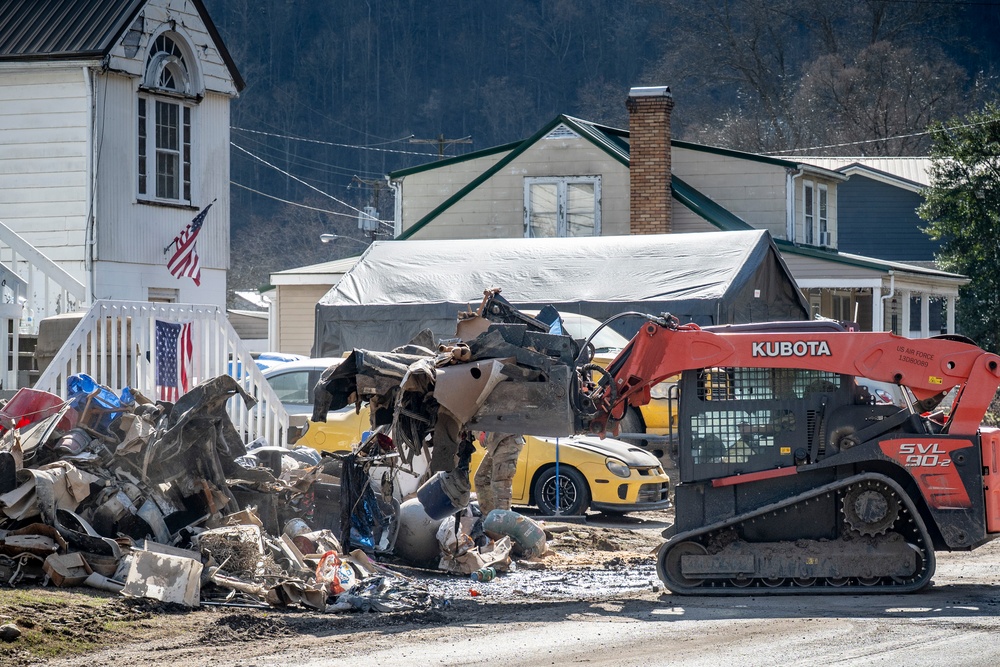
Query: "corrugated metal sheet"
0 0 142 58
782 157 932 187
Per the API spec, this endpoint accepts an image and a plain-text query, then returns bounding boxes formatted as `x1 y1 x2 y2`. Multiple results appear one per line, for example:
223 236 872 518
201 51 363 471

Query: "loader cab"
677 366 851 483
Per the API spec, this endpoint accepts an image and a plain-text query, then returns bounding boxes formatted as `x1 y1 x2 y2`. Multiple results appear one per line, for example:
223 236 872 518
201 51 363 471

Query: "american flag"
167 202 213 286
155 319 193 402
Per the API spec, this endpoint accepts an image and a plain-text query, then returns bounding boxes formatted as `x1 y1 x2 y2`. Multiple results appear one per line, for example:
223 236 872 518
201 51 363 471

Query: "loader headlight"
606 458 631 478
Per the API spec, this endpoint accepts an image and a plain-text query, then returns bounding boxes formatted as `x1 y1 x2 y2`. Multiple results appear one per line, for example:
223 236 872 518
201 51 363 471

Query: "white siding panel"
93 262 226 307
95 72 230 278
277 284 332 355
0 184 86 203
0 156 86 175
0 126 87 144
0 141 86 161
0 68 84 95
0 96 88 117
0 66 88 270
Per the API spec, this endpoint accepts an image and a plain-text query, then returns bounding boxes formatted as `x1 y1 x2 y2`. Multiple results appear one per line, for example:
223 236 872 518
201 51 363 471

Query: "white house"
0 0 243 322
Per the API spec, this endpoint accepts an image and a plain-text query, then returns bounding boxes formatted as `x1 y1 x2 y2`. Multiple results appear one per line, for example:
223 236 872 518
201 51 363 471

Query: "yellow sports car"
263 358 670 515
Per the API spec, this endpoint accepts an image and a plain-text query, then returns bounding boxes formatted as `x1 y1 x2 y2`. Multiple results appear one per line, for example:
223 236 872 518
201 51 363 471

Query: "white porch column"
920 295 930 338
872 288 885 332
947 296 956 334
899 290 911 337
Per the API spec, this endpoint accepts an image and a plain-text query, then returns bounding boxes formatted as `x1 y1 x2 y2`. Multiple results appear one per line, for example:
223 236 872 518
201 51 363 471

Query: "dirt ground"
0 510 670 666
5 506 1000 667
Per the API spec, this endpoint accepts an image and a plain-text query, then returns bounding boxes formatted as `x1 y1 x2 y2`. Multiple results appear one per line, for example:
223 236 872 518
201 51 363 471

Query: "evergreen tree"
919 103 1000 352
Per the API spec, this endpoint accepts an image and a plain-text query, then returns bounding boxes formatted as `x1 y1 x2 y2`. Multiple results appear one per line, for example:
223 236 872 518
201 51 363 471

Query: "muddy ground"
5 507 1000 666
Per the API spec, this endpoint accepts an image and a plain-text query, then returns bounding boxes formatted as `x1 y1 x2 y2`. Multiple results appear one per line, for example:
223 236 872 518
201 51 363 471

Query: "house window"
138 34 194 203
802 181 830 246
524 176 601 237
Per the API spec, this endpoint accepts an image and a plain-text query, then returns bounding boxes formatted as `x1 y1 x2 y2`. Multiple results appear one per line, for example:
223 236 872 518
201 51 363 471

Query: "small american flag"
155 319 193 401
167 202 213 286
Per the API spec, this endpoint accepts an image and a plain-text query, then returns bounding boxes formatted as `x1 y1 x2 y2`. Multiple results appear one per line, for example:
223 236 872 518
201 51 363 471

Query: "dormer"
790 168 847 249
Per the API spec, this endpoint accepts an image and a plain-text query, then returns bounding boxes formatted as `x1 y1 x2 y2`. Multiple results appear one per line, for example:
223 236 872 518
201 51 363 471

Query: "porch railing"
33 300 289 447
0 219 89 392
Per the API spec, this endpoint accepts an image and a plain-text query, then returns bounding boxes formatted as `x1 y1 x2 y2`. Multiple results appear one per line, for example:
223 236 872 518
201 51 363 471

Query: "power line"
230 181 362 220
231 142 394 230
766 118 999 155
234 133 384 179
232 126 439 157
231 182 393 232
409 134 474 159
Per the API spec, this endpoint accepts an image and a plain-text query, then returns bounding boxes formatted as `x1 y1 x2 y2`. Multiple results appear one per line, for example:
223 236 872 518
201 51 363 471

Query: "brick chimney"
627 86 674 234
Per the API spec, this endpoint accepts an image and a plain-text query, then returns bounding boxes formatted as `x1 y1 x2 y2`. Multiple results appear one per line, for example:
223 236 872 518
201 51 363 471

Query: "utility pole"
351 175 385 241
409 133 473 159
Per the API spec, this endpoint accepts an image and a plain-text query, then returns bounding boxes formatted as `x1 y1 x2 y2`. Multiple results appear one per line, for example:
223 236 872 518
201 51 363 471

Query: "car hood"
536 435 659 467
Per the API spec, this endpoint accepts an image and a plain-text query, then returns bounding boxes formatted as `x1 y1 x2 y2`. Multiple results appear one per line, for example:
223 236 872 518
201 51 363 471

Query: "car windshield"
558 314 630 354
510 309 631 354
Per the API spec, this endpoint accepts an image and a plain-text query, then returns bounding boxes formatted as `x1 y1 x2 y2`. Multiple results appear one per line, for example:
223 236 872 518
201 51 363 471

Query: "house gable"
394 115 630 240
0 0 243 93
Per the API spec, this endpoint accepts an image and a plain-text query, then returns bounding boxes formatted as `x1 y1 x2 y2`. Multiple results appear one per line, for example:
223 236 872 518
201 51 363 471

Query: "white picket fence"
33 300 289 447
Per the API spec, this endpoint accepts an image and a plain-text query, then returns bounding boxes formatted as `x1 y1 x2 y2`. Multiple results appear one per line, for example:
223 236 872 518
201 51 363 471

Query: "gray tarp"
313 230 809 356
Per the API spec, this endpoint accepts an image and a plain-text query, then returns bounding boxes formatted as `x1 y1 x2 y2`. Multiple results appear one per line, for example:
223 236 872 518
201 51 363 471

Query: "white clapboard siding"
0 66 89 274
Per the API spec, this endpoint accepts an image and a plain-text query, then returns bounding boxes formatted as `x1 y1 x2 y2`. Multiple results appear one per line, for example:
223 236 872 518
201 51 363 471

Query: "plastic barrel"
416 471 461 520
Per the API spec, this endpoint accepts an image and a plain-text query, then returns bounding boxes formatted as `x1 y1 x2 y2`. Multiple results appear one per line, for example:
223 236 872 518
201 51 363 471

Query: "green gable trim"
671 176 754 231
671 139 800 169
388 141 521 179
396 115 631 240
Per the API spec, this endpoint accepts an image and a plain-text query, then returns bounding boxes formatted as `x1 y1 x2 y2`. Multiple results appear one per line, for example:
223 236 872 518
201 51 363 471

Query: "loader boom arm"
593 319 1000 436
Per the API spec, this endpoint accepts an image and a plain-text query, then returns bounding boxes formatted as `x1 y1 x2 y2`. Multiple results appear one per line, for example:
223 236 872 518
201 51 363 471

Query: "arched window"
138 34 195 203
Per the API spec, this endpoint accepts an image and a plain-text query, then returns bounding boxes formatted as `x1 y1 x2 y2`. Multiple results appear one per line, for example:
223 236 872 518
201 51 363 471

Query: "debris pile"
0 373 435 613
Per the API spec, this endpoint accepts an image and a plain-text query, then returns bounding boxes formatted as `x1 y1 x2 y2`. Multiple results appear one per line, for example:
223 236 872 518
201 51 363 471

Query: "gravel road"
37 509 1000 667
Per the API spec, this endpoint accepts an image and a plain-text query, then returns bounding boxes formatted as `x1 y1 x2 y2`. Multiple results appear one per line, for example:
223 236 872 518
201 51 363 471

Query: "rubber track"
656 473 936 595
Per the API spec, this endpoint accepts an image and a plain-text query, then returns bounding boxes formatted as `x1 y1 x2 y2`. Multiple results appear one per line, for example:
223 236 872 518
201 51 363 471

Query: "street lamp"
319 234 371 246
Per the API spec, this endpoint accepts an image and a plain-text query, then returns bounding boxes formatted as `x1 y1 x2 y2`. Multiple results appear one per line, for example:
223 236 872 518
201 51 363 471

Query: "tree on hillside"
918 103 1000 352
793 42 969 156
651 0 964 153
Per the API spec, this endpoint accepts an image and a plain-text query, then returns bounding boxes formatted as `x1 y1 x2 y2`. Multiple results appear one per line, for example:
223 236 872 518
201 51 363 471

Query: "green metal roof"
387 141 520 179
0 0 245 90
671 176 754 232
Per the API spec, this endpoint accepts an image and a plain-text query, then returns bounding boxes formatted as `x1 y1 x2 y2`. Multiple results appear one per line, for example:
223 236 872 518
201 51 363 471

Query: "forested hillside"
204 0 1000 296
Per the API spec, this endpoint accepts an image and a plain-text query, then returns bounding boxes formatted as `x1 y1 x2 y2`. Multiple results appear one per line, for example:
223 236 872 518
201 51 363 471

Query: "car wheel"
533 466 590 516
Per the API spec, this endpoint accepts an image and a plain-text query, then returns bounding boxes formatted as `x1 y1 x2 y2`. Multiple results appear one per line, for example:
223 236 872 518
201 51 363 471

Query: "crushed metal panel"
468 364 575 437
121 550 202 607
434 358 509 424
43 552 93 587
